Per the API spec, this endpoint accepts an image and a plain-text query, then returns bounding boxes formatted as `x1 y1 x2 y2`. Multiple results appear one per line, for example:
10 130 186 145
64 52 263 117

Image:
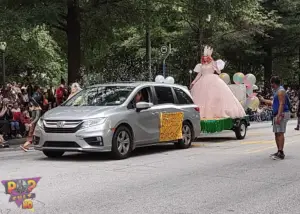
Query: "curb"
6 138 25 145
0 147 20 152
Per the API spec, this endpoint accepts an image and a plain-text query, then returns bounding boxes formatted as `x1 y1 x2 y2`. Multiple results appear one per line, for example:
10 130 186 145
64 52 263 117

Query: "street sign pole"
162 44 171 78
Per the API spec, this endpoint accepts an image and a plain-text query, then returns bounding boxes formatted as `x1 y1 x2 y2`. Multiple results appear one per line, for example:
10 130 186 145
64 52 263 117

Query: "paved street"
0 120 300 214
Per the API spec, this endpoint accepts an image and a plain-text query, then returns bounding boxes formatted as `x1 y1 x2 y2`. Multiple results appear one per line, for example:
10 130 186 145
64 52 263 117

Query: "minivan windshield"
62 86 135 106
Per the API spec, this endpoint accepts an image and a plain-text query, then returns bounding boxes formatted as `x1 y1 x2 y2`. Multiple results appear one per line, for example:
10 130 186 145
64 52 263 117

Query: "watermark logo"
1 177 41 212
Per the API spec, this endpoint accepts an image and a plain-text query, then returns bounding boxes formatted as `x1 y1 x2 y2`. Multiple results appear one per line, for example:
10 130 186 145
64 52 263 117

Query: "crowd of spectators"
0 79 75 146
247 86 300 122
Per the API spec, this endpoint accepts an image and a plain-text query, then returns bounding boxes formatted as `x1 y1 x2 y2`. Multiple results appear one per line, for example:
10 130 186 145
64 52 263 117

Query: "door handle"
151 112 159 115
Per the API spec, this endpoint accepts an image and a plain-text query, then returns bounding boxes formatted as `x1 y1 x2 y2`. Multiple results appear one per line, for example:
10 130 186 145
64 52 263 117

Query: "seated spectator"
10 102 22 138
0 102 12 140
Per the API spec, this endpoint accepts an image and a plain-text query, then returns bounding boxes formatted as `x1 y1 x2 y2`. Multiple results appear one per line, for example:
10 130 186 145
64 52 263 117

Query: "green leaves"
1 0 300 87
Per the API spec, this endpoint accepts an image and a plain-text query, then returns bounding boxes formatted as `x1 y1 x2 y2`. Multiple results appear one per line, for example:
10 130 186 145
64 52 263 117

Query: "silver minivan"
33 82 201 159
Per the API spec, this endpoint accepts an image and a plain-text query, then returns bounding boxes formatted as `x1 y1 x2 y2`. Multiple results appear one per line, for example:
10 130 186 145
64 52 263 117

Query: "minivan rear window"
173 87 194 104
62 86 135 106
154 86 175 104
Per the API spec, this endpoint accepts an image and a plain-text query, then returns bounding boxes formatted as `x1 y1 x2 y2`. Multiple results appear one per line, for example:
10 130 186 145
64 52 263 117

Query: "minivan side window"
154 86 175 104
173 87 193 105
128 87 152 109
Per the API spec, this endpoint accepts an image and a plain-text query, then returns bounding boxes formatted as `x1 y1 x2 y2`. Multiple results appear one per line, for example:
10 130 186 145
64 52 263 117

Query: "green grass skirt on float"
200 118 233 133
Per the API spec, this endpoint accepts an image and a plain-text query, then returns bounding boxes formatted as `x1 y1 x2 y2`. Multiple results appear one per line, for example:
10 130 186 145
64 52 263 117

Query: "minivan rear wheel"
111 126 133 159
175 121 193 149
43 151 65 158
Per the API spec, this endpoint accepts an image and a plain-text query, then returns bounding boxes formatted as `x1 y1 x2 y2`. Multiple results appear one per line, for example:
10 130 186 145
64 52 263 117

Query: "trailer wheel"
235 120 247 140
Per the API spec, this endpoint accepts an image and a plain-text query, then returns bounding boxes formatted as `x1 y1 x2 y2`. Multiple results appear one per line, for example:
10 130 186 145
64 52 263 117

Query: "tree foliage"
0 0 300 88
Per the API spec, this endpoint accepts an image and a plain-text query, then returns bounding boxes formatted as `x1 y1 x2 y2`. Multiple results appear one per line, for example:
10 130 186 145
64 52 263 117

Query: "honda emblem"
57 121 65 128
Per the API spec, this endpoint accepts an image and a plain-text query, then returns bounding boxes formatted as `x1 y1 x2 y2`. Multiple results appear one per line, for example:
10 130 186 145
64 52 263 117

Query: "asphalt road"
1 120 300 214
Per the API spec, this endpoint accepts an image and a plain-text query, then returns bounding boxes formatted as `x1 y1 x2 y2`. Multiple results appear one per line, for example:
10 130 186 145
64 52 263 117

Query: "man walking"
295 89 300 130
260 76 290 160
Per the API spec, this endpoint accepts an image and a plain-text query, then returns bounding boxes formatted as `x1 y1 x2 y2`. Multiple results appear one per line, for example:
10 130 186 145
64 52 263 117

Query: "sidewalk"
7 138 25 145
0 138 25 152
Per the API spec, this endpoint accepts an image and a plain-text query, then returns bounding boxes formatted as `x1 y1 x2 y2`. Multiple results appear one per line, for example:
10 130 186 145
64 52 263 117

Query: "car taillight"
194 107 200 112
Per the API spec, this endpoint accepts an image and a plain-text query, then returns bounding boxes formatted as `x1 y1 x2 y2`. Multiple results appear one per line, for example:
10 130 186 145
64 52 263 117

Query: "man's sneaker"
270 152 279 157
16 134 22 138
272 152 285 160
295 127 299 131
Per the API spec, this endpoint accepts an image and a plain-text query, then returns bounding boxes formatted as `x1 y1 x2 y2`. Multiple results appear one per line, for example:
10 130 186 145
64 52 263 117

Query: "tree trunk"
298 47 300 86
197 27 203 63
67 0 81 85
145 25 151 81
263 46 273 92
145 0 152 81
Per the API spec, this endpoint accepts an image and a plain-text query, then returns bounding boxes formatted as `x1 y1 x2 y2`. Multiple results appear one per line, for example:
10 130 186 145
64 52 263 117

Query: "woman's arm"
191 64 202 88
191 72 202 85
259 96 273 106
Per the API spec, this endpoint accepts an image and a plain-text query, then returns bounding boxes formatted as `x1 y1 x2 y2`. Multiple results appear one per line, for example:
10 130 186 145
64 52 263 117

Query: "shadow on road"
35 144 179 162
35 138 236 162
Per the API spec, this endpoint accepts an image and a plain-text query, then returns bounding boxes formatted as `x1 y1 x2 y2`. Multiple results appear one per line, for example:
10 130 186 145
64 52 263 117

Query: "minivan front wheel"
175 121 193 149
111 126 133 159
43 151 65 158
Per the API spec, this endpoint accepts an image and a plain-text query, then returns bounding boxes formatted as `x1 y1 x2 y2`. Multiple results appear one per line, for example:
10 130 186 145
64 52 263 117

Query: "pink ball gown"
191 64 246 119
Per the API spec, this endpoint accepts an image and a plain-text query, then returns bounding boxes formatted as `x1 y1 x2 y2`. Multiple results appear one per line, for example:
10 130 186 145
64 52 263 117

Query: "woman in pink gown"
190 46 245 119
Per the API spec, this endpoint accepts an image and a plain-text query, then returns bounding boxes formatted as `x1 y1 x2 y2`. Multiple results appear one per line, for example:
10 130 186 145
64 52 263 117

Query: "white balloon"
155 75 164 83
165 76 175 84
219 73 230 84
245 74 256 85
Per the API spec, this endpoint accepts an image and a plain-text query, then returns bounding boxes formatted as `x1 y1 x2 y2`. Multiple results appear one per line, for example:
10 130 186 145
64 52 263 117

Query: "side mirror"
136 102 153 112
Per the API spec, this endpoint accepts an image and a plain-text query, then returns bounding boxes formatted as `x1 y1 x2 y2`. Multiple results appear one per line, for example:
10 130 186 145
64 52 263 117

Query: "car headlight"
37 118 44 128
81 118 107 129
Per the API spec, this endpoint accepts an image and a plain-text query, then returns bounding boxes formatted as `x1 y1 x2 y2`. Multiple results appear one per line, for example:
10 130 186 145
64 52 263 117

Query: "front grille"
43 141 80 148
43 120 82 133
44 126 81 133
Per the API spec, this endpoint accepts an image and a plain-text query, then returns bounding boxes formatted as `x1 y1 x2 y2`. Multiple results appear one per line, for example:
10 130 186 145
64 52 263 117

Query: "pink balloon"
243 76 252 88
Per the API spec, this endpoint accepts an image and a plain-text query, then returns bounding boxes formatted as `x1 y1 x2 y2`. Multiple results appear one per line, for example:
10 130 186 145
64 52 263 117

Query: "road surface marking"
192 144 203 147
245 140 297 154
247 133 268 136
241 140 274 145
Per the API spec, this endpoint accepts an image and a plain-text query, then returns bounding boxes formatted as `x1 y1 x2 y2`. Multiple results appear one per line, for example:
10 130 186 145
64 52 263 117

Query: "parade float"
153 46 260 140
189 46 260 139
199 72 260 139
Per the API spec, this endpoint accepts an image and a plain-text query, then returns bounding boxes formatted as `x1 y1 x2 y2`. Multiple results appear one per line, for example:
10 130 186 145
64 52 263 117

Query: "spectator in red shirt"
56 83 65 106
10 102 22 138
